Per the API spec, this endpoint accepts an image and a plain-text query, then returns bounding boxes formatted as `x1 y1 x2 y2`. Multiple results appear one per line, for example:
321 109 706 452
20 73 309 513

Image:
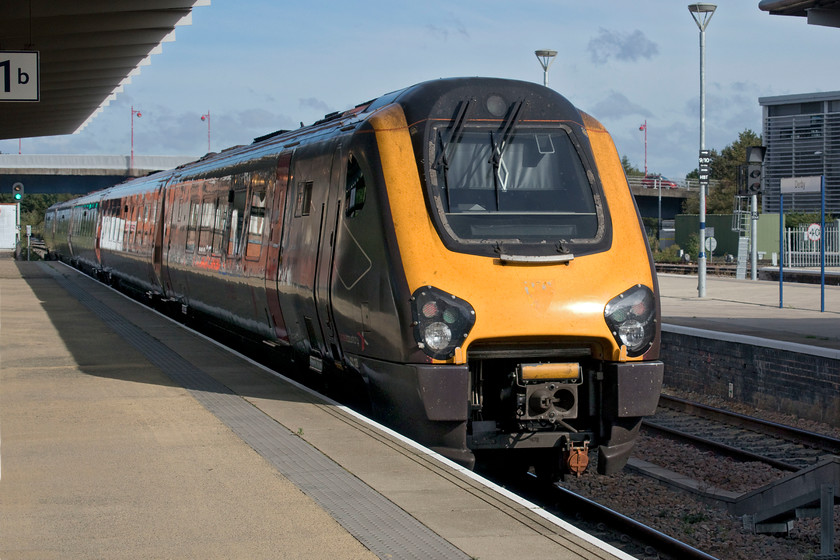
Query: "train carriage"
46 77 663 478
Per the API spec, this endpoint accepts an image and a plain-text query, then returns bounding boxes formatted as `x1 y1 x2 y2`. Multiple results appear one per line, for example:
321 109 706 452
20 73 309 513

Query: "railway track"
544 481 720 560
477 467 720 560
478 395 840 560
644 394 840 472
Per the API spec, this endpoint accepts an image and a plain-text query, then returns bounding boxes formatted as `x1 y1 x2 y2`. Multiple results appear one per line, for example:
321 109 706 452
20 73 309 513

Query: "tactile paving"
46 263 469 560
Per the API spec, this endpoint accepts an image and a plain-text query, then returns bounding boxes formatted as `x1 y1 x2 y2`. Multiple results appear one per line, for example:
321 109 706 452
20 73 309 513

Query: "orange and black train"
45 77 664 478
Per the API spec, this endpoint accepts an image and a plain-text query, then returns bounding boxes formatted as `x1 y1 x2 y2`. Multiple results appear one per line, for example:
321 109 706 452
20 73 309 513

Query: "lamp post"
201 111 211 153
639 120 648 176
535 49 558 87
688 3 716 298
130 106 142 170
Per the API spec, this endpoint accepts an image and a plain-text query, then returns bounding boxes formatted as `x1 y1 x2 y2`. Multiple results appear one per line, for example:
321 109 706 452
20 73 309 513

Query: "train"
44 77 664 479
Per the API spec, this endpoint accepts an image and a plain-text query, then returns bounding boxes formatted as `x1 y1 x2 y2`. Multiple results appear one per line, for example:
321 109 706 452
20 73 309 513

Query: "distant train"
45 77 663 478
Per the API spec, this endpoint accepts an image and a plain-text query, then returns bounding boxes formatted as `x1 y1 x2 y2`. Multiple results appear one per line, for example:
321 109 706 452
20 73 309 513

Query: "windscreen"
429 126 600 243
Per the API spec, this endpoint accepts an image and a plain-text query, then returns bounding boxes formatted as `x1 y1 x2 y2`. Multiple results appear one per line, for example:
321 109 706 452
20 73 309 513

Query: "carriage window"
294 181 313 217
212 197 227 255
132 205 140 245
245 189 266 259
197 199 215 254
143 204 150 243
345 156 366 217
227 188 247 256
185 201 199 252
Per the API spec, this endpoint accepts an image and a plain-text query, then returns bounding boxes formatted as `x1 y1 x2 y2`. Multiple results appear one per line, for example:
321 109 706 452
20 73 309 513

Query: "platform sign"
779 175 826 312
698 150 711 189
780 176 821 194
0 51 39 102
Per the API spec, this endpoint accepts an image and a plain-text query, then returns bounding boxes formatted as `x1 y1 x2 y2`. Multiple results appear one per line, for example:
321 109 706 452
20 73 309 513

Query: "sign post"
779 176 824 311
821 175 825 313
698 150 711 297
0 51 40 102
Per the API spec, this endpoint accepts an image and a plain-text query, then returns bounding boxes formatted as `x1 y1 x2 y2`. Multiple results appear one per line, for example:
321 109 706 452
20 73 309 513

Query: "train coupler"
563 440 590 477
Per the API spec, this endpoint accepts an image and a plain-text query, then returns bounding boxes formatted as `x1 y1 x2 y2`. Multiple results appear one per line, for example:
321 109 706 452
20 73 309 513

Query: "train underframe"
355 347 663 479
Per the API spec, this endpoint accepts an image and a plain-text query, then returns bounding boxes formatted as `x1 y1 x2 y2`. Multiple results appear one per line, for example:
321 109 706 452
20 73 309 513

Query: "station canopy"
759 0 840 27
0 1 209 141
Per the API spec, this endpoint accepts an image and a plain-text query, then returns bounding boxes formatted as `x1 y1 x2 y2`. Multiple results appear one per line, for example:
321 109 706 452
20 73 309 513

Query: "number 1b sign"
0 51 39 102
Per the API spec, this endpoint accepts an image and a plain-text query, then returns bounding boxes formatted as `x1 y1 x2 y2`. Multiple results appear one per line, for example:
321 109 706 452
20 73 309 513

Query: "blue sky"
3 1 840 178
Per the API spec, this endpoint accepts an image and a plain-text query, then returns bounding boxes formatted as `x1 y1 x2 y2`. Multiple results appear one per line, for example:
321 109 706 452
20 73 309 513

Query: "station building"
759 91 840 215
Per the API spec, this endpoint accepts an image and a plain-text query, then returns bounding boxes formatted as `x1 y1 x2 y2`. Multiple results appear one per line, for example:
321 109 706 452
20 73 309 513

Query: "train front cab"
358 78 664 476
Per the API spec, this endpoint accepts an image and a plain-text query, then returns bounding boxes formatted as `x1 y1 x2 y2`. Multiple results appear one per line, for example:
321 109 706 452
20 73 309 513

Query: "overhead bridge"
0 154 195 195
2 154 693 221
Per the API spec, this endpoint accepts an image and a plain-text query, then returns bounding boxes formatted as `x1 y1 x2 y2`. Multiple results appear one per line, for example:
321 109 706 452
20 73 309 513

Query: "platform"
0 259 630 560
658 272 840 351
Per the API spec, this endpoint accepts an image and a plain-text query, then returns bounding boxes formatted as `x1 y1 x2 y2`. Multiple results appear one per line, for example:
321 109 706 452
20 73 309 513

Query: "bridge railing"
625 175 719 192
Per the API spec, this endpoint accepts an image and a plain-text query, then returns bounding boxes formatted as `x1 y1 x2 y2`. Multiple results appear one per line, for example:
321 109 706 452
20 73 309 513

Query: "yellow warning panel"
519 363 581 381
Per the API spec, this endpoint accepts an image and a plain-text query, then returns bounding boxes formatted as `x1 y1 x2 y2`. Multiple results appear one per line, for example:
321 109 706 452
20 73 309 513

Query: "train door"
162 181 195 303
265 153 292 343
276 144 335 372
93 199 102 265
313 146 345 369
151 182 167 289
160 184 178 297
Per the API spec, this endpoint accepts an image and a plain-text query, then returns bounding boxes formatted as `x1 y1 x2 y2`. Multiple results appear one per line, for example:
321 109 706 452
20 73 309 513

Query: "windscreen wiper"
488 99 523 209
489 131 503 210
432 99 471 211
498 99 523 150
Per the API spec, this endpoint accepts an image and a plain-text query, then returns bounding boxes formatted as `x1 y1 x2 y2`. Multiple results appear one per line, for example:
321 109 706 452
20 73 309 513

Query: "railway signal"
746 164 762 194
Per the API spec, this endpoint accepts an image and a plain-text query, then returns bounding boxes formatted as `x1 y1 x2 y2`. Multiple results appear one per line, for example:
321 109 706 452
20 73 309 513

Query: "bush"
785 212 835 228
653 244 684 263
683 233 700 260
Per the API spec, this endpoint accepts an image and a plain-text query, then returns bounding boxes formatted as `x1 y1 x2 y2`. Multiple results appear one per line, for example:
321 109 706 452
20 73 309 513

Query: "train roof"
47 77 584 214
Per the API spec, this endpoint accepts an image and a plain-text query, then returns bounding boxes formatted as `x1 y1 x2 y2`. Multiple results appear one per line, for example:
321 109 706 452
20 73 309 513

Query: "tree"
621 155 644 177
682 129 762 215
0 193 75 237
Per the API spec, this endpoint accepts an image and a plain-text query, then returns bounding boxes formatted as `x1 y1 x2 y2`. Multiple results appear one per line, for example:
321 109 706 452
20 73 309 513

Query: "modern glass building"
759 91 840 214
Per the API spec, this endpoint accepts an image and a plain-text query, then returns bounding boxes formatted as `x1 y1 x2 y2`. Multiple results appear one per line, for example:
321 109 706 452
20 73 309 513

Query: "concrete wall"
660 326 840 425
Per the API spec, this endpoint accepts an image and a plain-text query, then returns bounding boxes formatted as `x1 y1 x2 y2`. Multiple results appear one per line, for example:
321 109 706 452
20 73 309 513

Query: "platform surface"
0 259 629 560
658 272 840 351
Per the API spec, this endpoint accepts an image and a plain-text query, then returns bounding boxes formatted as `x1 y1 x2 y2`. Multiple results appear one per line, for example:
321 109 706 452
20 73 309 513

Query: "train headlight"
411 286 476 360
424 322 452 351
604 285 656 357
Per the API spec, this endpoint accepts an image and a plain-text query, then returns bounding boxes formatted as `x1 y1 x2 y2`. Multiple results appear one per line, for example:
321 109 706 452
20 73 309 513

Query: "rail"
654 263 737 276
479 465 722 559
657 394 840 454
549 483 722 560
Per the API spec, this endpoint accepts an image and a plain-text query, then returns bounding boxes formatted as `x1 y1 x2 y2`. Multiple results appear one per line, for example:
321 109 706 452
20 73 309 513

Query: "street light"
201 111 211 153
688 2 716 298
535 49 558 87
130 106 142 170
639 120 648 176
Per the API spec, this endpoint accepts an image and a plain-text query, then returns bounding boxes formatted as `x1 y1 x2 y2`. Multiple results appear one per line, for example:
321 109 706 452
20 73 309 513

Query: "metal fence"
625 176 720 192
783 222 840 267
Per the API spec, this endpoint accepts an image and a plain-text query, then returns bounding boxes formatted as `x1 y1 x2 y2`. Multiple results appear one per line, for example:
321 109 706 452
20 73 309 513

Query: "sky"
3 1 840 179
